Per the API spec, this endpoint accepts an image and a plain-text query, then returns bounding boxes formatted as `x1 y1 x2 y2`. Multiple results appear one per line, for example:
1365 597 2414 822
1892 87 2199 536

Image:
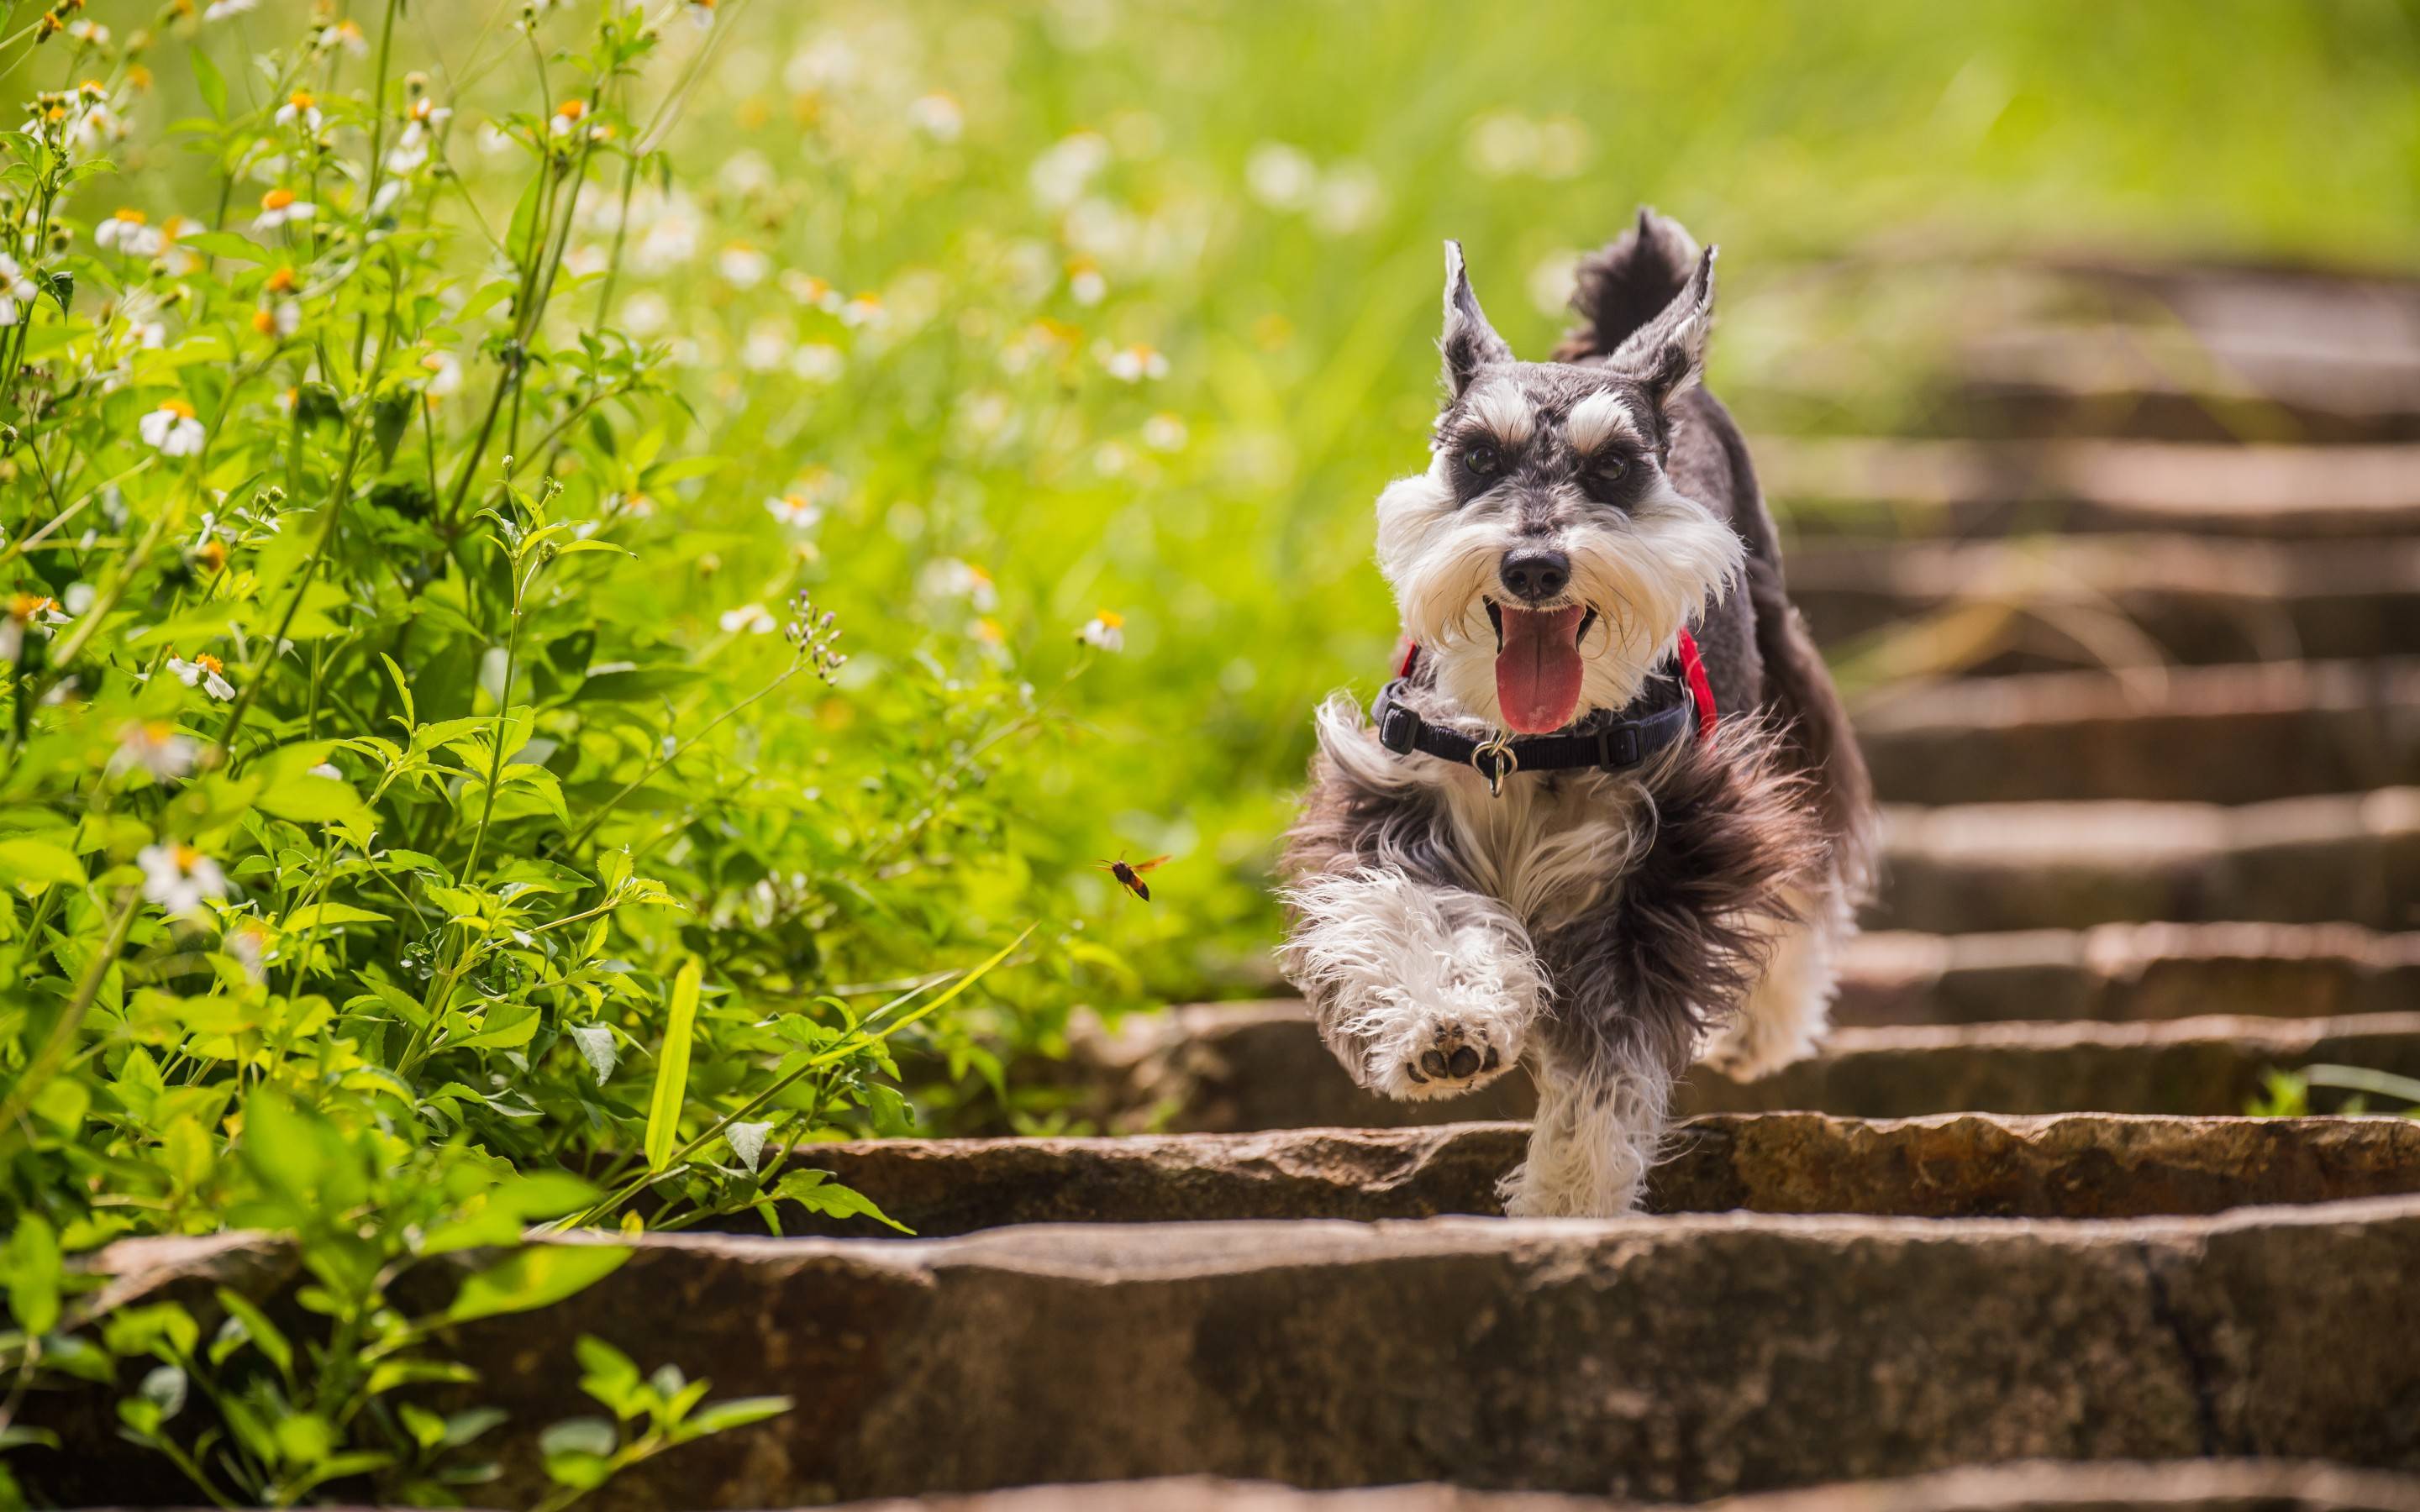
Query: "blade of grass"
642 957 702 1171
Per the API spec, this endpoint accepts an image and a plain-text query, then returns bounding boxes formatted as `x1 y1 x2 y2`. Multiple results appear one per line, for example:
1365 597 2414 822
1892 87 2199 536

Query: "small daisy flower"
839 293 886 329
790 343 845 383
609 491 655 520
275 91 324 132
923 558 998 612
1102 344 1169 383
550 99 587 138
139 399 205 456
419 349 462 398
1143 412 1190 451
386 99 452 173
717 243 771 288
252 300 301 338
308 762 343 780
685 0 717 29
222 920 272 983
317 20 369 57
97 209 164 257
719 602 776 635
1078 610 1127 652
908 92 963 143
202 0 259 18
167 651 235 700
111 720 197 781
781 271 841 311
1067 258 1107 307
0 255 36 327
66 19 110 44
138 843 228 916
252 188 316 233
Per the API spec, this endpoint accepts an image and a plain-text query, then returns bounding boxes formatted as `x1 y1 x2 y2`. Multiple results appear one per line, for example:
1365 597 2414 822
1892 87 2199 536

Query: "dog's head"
1373 239 1743 733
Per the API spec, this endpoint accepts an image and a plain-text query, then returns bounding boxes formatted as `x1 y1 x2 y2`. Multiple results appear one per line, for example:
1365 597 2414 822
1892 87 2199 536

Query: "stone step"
1854 660 2420 805
1871 790 2420 933
1757 436 2420 538
37 1203 2420 1506
1047 1005 2420 1132
759 1115 2420 1236
1788 534 2420 668
830 1460 2420 1511
1951 321 2420 445
66 1461 2420 1512
1835 924 2420 1027
1681 1013 2420 1119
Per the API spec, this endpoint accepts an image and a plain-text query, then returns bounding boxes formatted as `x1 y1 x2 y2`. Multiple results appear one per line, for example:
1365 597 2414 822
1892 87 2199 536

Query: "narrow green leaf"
644 958 702 1170
444 1243 629 1325
0 838 86 890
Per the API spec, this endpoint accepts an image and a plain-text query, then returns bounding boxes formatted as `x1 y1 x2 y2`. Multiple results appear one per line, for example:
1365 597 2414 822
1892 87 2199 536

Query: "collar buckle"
1471 732 1518 796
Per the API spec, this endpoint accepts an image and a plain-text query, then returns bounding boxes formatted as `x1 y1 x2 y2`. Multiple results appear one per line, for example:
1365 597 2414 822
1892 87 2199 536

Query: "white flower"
717 243 770 289
839 294 884 329
202 0 259 18
166 652 236 700
719 603 776 635
0 255 35 327
386 103 452 174
548 100 589 138
621 291 669 336
275 92 324 132
96 209 164 257
1311 161 1385 237
908 92 963 142
419 349 462 398
222 921 271 984
112 721 198 781
634 212 697 275
789 343 844 383
1077 610 1127 652
66 19 109 42
781 270 842 311
138 843 228 916
255 300 301 338
923 558 997 612
252 189 316 233
1067 260 1107 307
139 400 205 456
1102 344 1168 383
1245 142 1318 211
70 103 124 153
765 493 821 530
1143 412 1189 451
316 21 370 57
685 0 717 29
1029 131 1111 210
740 321 790 372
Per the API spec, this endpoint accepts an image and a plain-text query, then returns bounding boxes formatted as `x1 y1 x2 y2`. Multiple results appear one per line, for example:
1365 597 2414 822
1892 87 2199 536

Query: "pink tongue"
1495 604 1588 733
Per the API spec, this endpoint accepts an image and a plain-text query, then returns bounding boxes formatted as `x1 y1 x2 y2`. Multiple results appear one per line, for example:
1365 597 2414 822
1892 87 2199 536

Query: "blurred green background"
65 0 2420 1011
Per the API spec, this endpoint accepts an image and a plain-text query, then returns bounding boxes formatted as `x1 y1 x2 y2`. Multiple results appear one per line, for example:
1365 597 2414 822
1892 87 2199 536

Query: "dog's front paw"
1370 1009 1521 1101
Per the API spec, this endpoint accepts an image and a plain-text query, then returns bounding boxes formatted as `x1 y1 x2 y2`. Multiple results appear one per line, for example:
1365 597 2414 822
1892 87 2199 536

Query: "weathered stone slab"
1786 534 2420 666
63 1460 2420 1511
1953 322 2420 445
1836 925 2420 1027
1855 660 2420 805
1676 1014 2420 1119
756 1115 2420 1236
1040 1003 2420 1132
1873 790 2420 932
31 1202 2420 1507
1759 435 2420 538
835 1459 2420 1511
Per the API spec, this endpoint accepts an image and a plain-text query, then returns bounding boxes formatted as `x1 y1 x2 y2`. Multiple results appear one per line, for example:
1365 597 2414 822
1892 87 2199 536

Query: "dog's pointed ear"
1610 244 1716 412
1440 240 1513 396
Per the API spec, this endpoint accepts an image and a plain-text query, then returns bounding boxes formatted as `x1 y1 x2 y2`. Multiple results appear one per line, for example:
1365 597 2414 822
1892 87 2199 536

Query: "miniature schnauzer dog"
1280 210 1876 1217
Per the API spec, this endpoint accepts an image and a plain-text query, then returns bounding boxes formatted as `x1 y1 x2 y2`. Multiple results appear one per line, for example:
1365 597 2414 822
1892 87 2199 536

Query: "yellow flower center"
556 99 586 119
261 189 296 211
266 267 296 291
1096 610 1124 628
251 307 277 333
173 845 201 869
113 207 146 224
160 398 196 419
194 653 223 675
289 91 314 109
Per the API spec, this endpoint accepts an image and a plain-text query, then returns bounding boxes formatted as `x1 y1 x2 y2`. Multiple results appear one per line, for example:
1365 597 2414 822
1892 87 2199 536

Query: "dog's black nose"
1498 549 1570 604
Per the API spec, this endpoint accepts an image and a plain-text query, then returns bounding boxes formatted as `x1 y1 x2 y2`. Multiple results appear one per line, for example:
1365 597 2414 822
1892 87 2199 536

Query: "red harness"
1393 627 1720 741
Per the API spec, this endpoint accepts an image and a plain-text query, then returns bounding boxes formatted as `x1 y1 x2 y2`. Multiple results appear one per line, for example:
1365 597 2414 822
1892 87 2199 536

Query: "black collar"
1372 678 1695 795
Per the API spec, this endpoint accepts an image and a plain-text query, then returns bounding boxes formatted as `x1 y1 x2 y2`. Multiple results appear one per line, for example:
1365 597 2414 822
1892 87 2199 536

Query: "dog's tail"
1551 207 1703 364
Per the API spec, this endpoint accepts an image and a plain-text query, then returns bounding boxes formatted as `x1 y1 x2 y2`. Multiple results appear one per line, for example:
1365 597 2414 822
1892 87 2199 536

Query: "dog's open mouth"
1486 599 1595 734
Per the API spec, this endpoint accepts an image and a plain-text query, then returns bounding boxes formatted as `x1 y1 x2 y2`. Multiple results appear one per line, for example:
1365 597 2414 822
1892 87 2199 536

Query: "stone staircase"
32 260 2420 1511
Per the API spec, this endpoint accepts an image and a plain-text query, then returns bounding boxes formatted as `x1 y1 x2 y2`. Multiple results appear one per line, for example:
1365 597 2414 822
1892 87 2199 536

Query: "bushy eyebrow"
1465 384 1536 447
1565 390 1644 454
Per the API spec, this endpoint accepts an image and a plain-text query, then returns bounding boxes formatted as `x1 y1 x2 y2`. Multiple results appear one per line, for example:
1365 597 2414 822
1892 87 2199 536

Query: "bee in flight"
1097 854 1170 902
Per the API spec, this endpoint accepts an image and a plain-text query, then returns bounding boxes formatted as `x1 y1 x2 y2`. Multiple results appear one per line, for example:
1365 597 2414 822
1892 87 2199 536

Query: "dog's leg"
1501 1016 1691 1218
1700 879 1850 1080
1281 866 1542 1101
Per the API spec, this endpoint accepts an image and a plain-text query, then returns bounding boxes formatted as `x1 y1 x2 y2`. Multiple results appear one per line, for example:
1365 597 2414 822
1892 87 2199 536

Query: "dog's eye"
1594 457 1628 484
1461 444 1502 478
